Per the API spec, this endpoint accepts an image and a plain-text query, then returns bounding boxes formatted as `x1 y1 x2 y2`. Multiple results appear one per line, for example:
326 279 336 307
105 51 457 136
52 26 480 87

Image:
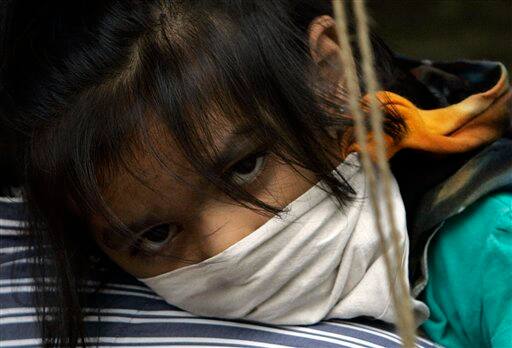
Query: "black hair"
0 0 427 346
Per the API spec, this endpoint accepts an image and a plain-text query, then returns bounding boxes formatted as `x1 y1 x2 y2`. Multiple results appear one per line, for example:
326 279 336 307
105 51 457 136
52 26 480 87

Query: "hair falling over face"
0 0 422 346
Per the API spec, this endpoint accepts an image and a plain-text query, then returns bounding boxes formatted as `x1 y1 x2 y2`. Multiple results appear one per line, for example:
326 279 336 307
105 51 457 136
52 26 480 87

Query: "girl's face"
91 15 342 278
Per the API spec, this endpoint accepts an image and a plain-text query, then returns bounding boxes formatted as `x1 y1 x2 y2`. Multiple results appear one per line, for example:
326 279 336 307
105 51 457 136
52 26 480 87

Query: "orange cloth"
350 63 511 159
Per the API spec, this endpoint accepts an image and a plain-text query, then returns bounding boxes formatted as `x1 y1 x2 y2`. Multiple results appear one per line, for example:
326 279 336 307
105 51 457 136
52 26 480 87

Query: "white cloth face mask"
139 153 429 325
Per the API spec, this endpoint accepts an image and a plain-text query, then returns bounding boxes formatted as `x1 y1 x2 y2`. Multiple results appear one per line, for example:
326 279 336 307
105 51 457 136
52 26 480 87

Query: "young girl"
0 0 510 347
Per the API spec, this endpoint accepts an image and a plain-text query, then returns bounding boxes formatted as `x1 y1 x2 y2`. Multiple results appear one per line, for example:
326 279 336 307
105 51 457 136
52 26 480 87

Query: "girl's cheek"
257 156 317 207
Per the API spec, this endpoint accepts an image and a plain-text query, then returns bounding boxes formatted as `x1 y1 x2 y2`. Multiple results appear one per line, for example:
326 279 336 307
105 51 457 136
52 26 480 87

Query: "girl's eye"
140 223 179 251
229 152 268 185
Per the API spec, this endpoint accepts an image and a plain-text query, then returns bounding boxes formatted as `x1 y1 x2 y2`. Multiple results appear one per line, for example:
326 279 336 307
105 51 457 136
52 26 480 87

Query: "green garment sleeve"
483 200 512 348
421 192 512 348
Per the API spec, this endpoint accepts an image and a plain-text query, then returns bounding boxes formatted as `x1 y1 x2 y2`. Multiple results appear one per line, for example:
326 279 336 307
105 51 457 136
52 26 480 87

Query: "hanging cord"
331 1 416 346
352 0 417 344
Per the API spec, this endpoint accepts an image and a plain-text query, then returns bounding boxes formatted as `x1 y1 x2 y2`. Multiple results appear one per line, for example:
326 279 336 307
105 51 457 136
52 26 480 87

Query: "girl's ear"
307 15 340 65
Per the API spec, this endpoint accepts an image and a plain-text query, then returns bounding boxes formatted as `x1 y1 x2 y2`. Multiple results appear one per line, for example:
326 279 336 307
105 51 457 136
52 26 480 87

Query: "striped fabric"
0 197 438 347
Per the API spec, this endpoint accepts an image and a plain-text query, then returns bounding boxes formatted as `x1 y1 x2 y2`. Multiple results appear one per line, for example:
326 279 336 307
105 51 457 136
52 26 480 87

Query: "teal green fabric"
422 192 512 348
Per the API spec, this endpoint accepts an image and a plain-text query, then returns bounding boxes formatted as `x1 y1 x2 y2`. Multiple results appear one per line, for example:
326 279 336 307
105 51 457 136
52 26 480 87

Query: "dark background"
367 0 512 68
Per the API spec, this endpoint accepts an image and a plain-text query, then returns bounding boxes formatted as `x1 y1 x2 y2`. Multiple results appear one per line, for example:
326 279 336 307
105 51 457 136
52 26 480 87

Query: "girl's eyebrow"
124 215 163 236
211 124 260 170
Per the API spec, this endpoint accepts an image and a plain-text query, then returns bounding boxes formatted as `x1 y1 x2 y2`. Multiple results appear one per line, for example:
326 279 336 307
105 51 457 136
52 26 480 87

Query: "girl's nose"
187 203 271 258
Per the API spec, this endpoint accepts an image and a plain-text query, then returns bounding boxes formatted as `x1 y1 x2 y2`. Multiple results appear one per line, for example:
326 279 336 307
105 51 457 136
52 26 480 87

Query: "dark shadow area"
367 0 512 68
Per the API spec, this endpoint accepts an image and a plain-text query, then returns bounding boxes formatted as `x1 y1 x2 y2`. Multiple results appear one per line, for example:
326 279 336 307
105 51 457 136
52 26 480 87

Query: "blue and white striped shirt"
0 197 438 347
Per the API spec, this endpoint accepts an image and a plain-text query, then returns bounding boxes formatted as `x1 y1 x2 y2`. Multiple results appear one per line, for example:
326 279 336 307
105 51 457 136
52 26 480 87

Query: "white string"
331 1 416 346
